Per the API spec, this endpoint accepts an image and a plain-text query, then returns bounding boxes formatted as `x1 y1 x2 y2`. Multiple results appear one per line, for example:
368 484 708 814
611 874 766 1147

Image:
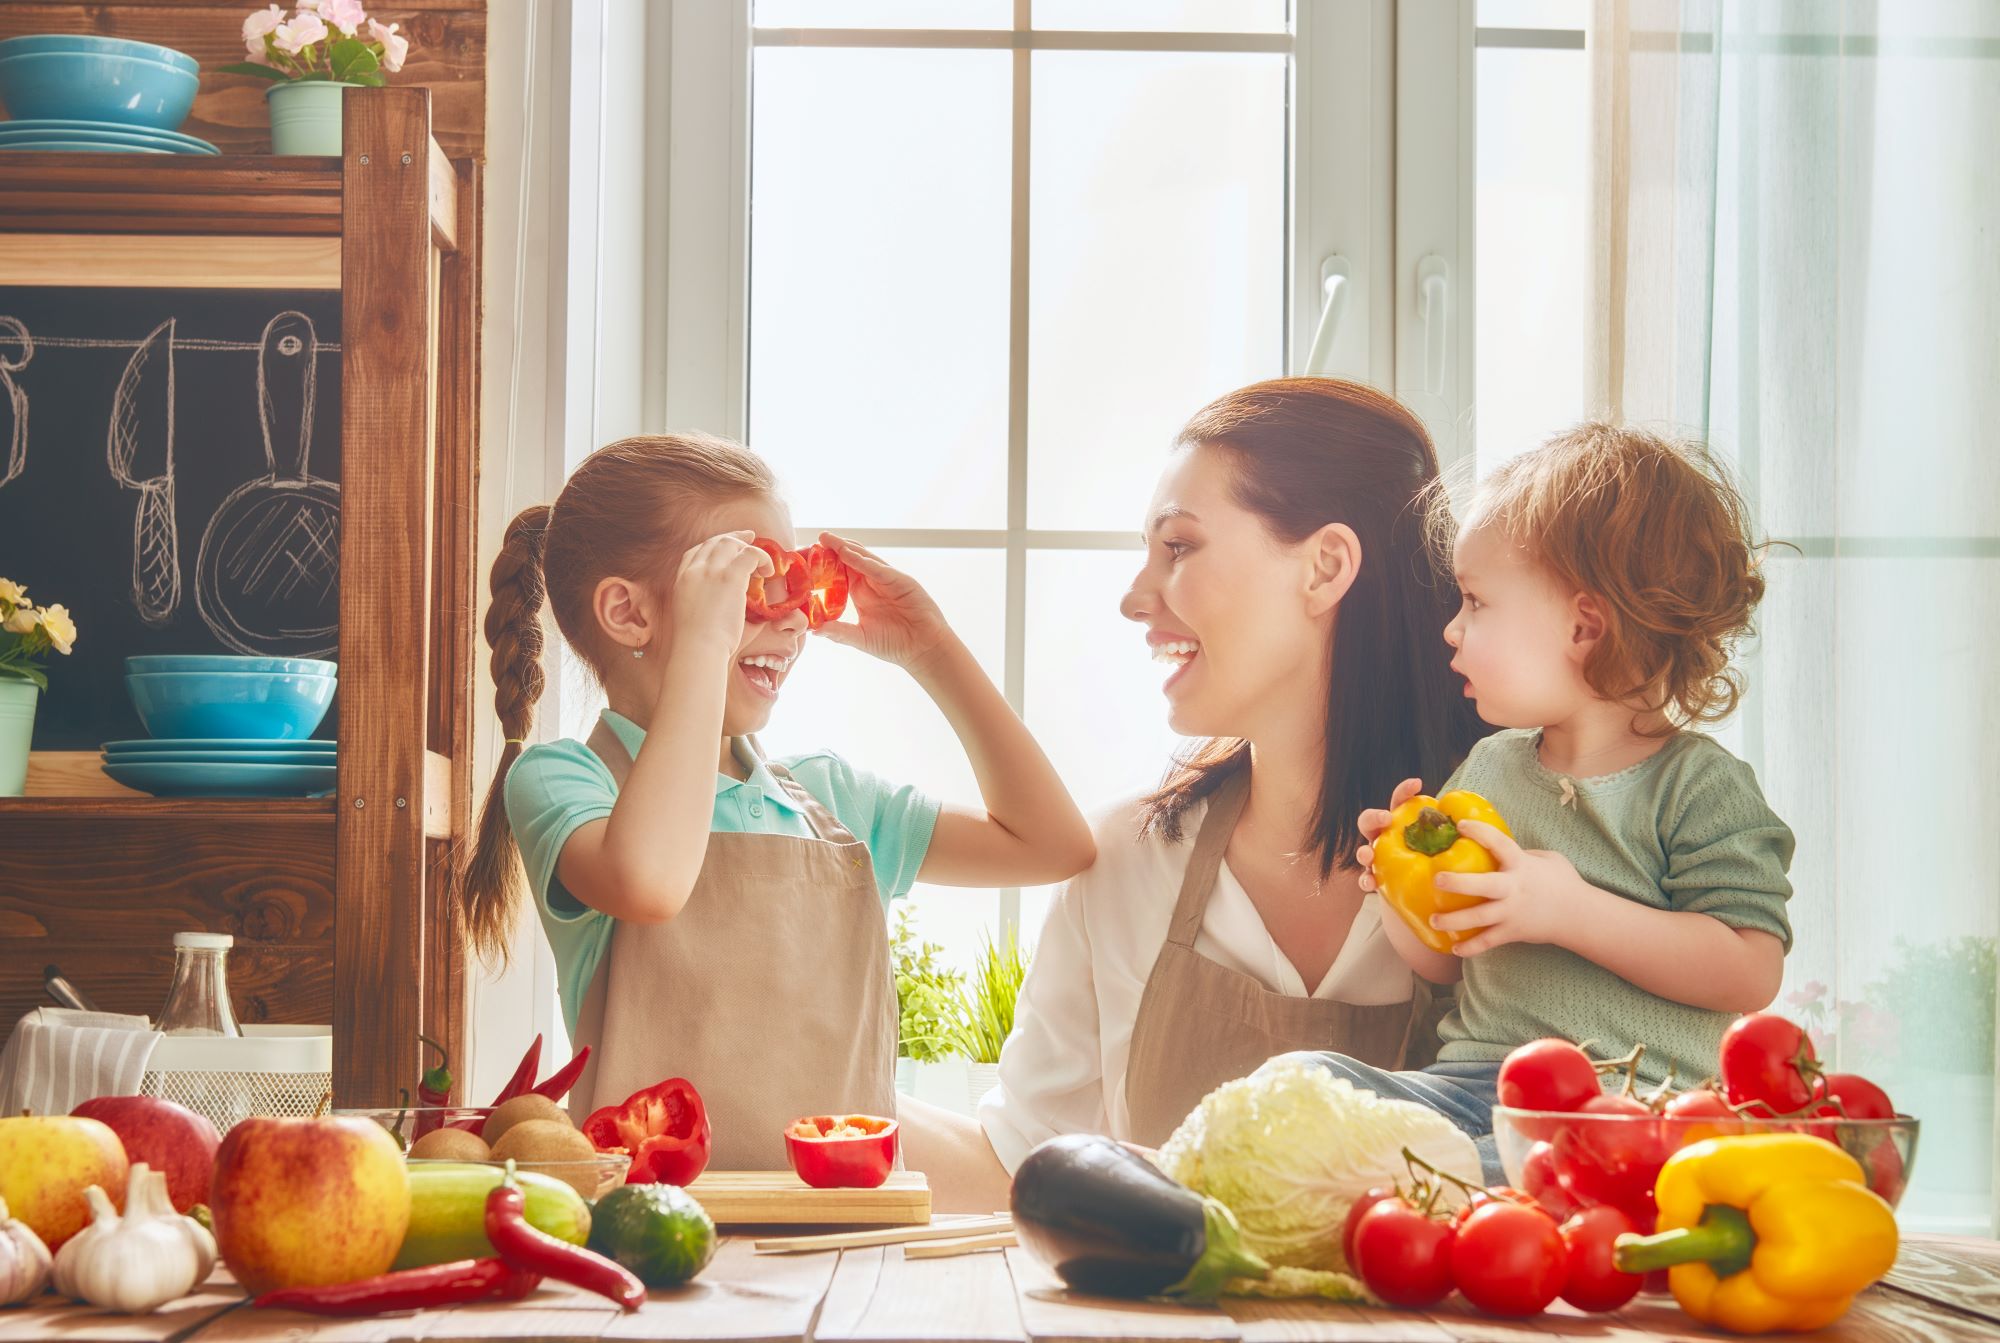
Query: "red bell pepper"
744 539 809 622
798 543 850 628
783 1114 898 1190
582 1077 712 1187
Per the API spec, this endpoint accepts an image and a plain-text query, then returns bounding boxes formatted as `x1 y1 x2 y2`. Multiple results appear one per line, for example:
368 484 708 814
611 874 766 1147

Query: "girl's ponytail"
460 503 552 965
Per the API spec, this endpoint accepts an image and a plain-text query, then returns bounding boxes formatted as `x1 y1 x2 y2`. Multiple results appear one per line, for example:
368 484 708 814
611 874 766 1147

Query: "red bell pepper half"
783 1114 898 1190
744 537 849 630
582 1077 712 1187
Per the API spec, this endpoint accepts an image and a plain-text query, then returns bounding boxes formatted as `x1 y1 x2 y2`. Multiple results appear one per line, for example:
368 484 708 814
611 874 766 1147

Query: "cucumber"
394 1162 592 1270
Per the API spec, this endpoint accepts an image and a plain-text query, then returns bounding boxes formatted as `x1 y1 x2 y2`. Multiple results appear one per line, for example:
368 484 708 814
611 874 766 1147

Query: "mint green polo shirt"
505 710 941 1035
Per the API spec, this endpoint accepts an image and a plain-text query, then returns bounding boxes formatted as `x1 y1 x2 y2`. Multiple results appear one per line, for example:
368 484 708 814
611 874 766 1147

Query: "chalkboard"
0 288 342 750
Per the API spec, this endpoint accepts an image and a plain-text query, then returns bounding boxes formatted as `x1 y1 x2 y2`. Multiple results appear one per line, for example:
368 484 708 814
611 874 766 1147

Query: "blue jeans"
1285 1053 1505 1184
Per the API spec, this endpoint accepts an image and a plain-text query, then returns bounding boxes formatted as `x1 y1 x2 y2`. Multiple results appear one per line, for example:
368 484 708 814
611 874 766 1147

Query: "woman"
904 377 1487 1210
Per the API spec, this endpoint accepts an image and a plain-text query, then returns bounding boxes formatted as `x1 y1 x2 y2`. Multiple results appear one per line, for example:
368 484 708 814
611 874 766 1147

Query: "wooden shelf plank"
0 233 340 289
0 795 334 819
0 155 343 236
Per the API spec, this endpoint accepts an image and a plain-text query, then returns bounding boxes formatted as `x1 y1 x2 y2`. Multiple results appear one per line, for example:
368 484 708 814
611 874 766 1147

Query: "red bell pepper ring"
254 1257 541 1316
783 1113 898 1190
798 542 850 628
745 538 810 622
582 1077 712 1187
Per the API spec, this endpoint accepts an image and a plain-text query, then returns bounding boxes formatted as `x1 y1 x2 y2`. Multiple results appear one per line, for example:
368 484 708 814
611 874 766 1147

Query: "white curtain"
1588 0 1999 1234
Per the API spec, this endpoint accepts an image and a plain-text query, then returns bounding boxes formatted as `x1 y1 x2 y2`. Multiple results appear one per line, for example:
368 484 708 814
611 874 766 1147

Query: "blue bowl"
126 670 337 741
126 655 336 677
0 50 199 130
0 35 199 76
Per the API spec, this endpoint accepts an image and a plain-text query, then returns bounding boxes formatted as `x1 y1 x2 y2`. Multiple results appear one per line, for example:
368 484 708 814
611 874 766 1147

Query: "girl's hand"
809 533 955 672
1426 820 1592 955
672 530 771 659
1354 777 1424 893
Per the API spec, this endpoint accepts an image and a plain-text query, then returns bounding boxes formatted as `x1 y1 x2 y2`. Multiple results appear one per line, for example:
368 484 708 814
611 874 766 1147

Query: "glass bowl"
337 1105 494 1149
409 1153 631 1201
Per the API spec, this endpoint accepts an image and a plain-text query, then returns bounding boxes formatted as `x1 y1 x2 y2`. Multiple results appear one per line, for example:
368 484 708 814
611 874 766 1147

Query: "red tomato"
1451 1202 1567 1316
1450 1185 1537 1229
1815 1072 1895 1121
1350 1198 1456 1309
1498 1039 1602 1123
1661 1087 1743 1150
1552 1094 1668 1216
1863 1136 1907 1204
1719 1013 1823 1114
1521 1141 1581 1219
1557 1206 1643 1312
1341 1186 1400 1268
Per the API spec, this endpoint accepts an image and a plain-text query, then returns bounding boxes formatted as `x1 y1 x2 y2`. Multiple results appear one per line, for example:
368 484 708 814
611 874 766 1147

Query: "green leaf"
219 61 291 82
349 71 386 88
329 37 379 83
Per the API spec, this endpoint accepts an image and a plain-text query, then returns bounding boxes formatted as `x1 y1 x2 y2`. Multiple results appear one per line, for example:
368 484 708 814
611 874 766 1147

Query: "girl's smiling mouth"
737 651 794 698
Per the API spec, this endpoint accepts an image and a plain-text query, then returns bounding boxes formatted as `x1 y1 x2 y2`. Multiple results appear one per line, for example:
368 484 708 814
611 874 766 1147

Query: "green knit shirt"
1434 729 1796 1088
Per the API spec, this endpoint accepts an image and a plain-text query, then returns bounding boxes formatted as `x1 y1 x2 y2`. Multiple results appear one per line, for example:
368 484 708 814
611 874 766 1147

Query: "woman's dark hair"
1139 377 1489 875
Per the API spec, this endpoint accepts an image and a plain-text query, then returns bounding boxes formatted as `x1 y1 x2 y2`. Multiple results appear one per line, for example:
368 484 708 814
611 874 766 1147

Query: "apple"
0 1115 129 1249
71 1096 220 1213
209 1116 410 1295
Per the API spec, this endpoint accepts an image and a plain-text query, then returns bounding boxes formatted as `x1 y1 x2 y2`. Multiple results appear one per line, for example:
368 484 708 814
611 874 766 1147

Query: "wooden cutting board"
682 1169 931 1225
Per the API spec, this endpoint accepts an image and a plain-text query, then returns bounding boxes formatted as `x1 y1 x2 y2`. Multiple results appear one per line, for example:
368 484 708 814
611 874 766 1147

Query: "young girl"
1323 423 1796 1166
460 433 1095 1170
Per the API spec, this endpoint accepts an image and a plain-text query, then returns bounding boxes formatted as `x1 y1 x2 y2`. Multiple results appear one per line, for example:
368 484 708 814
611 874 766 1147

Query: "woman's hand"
809 533 955 673
672 530 771 660
1354 776 1424 892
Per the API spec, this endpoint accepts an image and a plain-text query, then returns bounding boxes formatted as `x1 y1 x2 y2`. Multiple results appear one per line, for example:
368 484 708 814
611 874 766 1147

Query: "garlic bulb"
51 1165 213 1314
0 1196 51 1305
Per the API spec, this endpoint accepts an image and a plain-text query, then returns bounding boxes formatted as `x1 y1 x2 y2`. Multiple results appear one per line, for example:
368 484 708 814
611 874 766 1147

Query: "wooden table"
2 1231 1993 1342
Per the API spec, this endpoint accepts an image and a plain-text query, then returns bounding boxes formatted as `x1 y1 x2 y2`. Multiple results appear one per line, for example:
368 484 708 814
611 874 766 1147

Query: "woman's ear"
1304 522 1362 618
593 574 661 655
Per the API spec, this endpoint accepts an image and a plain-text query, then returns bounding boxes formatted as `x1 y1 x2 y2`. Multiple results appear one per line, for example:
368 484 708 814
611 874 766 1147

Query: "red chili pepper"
581 1077 712 1186
415 1034 454 1139
783 1113 897 1189
486 1172 645 1312
528 1045 591 1104
254 1258 540 1317
492 1034 544 1106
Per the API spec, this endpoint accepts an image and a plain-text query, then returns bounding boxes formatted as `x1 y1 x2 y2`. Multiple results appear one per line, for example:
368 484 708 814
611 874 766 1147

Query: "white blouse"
978 793 1416 1173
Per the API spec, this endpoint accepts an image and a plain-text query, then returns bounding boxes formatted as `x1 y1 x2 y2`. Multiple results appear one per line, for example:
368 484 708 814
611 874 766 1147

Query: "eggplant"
1009 1134 1268 1300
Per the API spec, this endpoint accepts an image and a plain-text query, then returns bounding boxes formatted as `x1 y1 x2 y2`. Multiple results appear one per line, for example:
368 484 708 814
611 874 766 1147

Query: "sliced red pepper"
254 1257 540 1316
744 538 809 622
798 543 850 629
783 1113 897 1190
582 1077 711 1187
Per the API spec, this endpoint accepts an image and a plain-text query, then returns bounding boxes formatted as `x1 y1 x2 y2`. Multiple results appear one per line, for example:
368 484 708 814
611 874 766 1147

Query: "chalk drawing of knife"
107 318 181 626
0 316 30 491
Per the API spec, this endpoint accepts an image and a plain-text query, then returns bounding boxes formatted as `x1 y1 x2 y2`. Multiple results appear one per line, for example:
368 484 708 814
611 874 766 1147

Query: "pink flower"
242 2 285 57
323 0 368 36
295 0 324 10
367 18 408 73
273 10 329 54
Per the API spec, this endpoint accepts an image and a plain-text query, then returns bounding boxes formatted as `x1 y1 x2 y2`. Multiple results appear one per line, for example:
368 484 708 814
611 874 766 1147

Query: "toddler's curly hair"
1463 422 1769 729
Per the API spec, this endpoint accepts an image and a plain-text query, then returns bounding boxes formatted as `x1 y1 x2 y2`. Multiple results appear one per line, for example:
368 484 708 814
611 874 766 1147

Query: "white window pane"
1474 46 1588 476
1027 52 1285 529
1024 550 1191 818
1034 0 1287 33
1476 0 1587 30
750 49 1011 528
754 0 1012 29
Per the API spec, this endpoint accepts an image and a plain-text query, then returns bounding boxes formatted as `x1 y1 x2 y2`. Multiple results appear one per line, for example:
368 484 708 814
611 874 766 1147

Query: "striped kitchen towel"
0 1007 161 1115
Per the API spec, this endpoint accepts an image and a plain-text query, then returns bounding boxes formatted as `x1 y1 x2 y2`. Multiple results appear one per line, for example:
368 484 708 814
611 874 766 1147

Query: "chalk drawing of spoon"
195 311 340 657
0 316 34 491
107 318 181 625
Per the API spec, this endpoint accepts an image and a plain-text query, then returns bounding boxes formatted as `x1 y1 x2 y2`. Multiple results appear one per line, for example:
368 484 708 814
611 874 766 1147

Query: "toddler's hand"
1426 820 1588 955
672 530 771 661
809 533 955 673
1354 777 1424 893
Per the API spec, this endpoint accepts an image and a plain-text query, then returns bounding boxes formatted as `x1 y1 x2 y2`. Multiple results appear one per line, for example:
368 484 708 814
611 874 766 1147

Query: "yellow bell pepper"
1613 1133 1900 1334
1369 791 1511 954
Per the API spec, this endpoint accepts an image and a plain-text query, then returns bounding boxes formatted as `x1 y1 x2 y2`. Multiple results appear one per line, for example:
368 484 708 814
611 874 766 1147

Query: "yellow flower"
37 604 76 655
2 607 36 636
0 578 25 608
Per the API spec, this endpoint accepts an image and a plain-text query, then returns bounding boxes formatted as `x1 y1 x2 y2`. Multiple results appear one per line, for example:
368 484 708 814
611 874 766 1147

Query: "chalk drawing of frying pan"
1 316 35 492
107 318 182 625
195 311 340 657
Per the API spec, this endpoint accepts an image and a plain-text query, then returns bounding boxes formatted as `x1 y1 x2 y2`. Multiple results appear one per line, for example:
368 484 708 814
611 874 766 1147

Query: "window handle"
1419 255 1449 396
1302 254 1351 378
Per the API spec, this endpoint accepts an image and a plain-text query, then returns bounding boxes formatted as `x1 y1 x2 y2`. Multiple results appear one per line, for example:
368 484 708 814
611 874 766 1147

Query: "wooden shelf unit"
0 89 481 1108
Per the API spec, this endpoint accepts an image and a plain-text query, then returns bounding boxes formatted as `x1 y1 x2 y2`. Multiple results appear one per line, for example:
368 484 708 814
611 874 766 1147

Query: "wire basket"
140 1025 331 1134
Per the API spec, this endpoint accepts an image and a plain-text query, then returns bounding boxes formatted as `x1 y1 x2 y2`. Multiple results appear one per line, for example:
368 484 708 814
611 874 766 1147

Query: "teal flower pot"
266 81 354 156
0 677 38 796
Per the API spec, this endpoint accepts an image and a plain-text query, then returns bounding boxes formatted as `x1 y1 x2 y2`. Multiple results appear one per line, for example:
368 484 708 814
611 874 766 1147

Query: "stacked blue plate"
0 118 219 154
101 737 335 798
109 654 337 796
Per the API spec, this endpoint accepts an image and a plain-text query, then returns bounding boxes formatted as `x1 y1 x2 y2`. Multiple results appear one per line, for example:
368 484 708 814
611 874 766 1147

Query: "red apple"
71 1096 220 1213
0 1115 129 1249
210 1115 410 1295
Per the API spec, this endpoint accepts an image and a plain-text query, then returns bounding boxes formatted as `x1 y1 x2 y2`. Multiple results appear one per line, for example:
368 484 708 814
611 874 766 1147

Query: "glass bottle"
157 932 241 1037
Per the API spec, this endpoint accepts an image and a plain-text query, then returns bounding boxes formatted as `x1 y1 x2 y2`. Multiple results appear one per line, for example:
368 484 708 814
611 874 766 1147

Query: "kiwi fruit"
408 1126 493 1161
481 1093 572 1148
490 1120 602 1199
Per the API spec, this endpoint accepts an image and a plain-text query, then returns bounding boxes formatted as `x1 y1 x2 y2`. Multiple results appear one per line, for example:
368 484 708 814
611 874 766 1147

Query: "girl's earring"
632 647 645 659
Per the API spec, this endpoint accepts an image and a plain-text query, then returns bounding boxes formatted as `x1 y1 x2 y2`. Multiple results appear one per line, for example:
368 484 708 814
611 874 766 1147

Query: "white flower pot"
966 1062 1000 1115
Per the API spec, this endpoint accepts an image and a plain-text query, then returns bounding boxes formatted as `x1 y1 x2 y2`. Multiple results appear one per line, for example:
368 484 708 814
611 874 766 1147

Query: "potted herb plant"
223 2 412 155
891 905 970 1110
0 579 76 795
954 927 1027 1114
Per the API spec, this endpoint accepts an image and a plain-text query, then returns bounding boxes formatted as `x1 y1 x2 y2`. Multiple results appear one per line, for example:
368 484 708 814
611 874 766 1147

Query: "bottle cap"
172 932 234 950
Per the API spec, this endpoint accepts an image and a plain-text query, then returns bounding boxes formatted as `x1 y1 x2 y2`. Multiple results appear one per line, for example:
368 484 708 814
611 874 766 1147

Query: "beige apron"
1124 769 1453 1147
564 723 898 1171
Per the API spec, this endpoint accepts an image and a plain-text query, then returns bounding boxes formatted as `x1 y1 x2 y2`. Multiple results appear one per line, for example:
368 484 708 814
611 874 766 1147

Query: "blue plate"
102 749 333 767
0 118 217 152
0 139 176 154
102 759 336 798
103 737 336 755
